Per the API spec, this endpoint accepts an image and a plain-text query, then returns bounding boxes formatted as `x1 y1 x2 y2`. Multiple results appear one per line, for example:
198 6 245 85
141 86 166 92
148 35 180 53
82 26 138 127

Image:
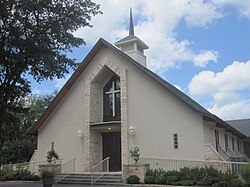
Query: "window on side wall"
224 134 228 151
232 137 235 151
173 133 178 149
237 139 240 152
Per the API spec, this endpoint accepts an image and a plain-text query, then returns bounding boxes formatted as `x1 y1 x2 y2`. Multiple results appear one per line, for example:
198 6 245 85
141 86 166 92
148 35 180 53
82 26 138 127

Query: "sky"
31 0 250 121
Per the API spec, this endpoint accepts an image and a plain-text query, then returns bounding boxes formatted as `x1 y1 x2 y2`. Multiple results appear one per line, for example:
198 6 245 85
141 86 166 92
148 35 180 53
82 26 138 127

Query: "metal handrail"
55 158 76 184
91 157 110 185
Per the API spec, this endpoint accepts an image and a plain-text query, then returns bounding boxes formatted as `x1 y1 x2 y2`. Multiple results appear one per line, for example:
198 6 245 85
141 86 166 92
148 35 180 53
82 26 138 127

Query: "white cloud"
212 0 250 19
185 0 224 27
188 61 250 119
74 0 222 74
209 100 250 120
193 51 218 67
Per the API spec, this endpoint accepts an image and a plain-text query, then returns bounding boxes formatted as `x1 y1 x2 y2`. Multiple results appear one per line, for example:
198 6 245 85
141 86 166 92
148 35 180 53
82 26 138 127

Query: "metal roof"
227 119 250 137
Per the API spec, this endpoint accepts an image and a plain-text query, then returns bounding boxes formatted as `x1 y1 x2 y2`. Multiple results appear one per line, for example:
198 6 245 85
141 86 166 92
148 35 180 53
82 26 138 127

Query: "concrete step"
55 173 123 185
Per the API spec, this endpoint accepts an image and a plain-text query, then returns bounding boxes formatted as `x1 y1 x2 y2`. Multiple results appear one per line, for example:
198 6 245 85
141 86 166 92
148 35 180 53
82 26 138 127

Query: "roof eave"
115 38 149 49
28 38 106 135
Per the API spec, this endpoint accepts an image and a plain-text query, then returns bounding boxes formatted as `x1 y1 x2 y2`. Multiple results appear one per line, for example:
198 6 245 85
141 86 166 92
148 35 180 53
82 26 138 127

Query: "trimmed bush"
0 169 40 181
126 175 140 184
175 179 195 186
165 175 178 185
144 166 244 186
155 174 165 184
241 164 250 184
144 176 155 184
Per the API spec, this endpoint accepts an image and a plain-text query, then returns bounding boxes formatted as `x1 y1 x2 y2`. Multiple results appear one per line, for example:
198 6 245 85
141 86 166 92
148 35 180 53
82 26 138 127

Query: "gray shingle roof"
227 119 250 137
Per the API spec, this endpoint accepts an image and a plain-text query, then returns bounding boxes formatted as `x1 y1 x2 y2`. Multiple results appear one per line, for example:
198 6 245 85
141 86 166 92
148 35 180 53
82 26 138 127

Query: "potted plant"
41 169 55 187
130 147 140 163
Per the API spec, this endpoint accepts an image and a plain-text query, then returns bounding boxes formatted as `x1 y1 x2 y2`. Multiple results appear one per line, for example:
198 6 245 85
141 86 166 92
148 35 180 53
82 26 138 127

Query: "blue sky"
31 0 250 120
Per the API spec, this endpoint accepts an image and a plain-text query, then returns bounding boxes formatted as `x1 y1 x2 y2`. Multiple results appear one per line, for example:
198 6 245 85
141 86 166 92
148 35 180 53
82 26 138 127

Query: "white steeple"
115 8 149 67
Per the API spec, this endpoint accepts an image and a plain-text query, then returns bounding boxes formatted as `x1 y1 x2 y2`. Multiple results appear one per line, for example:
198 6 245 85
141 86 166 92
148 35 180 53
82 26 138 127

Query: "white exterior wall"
36 43 246 173
203 122 216 148
36 46 132 171
37 74 86 172
127 68 204 160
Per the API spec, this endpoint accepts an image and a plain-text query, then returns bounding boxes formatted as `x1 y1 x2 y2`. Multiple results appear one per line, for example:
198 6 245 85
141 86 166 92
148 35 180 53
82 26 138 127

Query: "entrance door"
102 132 121 171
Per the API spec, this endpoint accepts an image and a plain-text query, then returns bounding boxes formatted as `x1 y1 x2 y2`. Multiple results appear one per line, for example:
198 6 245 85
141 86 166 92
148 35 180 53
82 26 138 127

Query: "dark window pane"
115 79 120 90
104 80 113 93
104 93 113 121
115 93 121 119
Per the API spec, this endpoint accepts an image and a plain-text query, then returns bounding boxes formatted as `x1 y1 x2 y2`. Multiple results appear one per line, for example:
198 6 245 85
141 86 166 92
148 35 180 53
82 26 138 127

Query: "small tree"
46 150 59 164
130 147 140 163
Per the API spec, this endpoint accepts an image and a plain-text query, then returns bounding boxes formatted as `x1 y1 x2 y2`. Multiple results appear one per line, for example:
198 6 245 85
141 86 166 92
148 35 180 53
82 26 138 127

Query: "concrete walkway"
0 181 203 187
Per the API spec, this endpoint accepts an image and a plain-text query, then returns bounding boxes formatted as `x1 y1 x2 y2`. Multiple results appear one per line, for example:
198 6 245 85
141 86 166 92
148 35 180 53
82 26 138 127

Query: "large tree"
1 93 56 164
0 0 101 163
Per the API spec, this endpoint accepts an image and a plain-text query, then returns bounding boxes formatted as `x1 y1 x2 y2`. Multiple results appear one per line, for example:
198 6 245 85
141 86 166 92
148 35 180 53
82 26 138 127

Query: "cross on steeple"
129 8 134 36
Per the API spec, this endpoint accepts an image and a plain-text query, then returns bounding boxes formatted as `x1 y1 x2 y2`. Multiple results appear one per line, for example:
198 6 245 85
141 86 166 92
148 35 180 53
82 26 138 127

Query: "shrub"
175 179 195 186
155 174 165 184
229 178 245 187
165 175 178 185
145 168 165 177
0 169 40 181
2 170 14 181
40 169 55 180
144 176 155 184
241 164 250 184
126 175 140 184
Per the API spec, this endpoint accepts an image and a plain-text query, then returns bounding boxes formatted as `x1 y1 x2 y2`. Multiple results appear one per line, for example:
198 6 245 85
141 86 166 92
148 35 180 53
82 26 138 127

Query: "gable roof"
227 119 250 137
28 38 246 138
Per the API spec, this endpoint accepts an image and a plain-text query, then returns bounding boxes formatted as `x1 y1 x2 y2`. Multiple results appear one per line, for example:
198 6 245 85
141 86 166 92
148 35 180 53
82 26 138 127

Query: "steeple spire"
114 8 149 67
129 7 134 36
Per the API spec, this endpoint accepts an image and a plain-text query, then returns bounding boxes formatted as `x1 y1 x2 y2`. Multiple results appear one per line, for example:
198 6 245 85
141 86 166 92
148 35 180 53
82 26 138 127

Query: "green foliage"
175 180 196 186
0 0 101 166
0 169 40 181
40 169 55 180
129 147 140 163
144 176 155 184
126 175 140 184
0 93 55 165
144 166 243 186
145 168 165 177
241 164 250 184
155 174 165 184
165 175 179 185
46 150 59 164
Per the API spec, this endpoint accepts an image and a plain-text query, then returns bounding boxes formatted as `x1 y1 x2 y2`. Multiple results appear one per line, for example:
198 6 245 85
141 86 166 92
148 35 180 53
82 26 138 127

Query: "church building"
30 10 248 173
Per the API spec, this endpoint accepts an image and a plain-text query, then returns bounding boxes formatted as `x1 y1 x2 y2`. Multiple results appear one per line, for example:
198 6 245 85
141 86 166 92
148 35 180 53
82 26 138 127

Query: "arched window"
103 75 121 121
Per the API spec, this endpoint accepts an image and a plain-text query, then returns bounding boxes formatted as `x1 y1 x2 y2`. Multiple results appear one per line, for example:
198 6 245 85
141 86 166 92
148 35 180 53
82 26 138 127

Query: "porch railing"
1 159 62 175
91 157 110 185
55 158 76 184
139 157 248 175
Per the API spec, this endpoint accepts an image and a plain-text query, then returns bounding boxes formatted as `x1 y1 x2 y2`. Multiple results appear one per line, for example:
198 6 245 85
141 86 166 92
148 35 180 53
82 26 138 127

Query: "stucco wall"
37 73 86 172
127 68 204 160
